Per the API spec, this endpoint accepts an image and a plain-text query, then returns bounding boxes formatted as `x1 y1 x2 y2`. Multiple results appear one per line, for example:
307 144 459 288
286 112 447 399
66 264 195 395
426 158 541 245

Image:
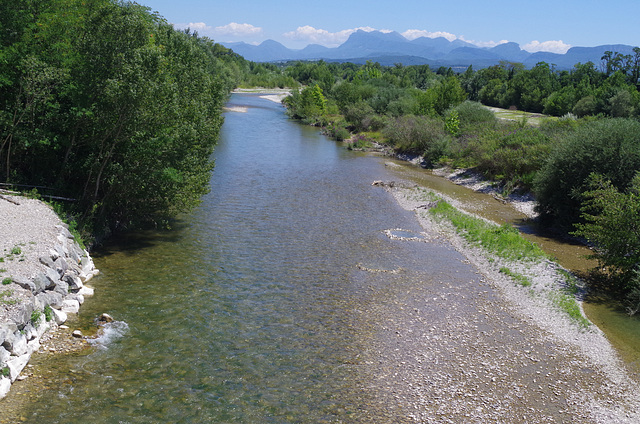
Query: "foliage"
382 115 448 161
534 118 640 227
451 101 496 126
44 305 54 322
444 110 460 136
2 277 11 285
573 173 640 294
1 0 241 237
473 126 551 190
31 309 42 326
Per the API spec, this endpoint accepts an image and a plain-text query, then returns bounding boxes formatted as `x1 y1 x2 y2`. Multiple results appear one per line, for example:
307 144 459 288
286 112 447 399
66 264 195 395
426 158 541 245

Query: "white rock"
11 333 28 357
36 321 51 338
27 339 41 355
7 354 30 382
78 286 94 296
49 248 60 261
52 308 67 325
61 299 80 314
0 377 11 400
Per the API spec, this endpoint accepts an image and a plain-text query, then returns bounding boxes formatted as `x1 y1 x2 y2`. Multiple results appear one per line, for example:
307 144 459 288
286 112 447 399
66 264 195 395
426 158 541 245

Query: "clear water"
12 94 481 423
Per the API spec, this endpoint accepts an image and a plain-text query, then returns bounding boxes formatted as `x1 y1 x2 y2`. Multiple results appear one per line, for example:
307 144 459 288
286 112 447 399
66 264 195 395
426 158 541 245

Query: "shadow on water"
92 220 191 258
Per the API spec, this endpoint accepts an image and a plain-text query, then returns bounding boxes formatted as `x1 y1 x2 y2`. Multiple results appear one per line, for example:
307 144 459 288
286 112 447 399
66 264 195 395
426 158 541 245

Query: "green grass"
549 292 591 328
31 310 42 326
428 200 547 261
2 277 11 285
44 305 54 322
0 289 17 305
499 267 532 287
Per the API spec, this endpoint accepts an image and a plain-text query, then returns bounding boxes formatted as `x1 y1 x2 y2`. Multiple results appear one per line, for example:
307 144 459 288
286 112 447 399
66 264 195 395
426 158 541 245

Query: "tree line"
257 58 640 311
0 0 248 239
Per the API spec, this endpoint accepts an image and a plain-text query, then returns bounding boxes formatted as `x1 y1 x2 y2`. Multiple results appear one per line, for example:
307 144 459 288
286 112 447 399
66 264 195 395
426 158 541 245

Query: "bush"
382 115 448 157
534 118 640 227
343 101 375 132
471 126 551 190
573 173 640 294
451 101 496 125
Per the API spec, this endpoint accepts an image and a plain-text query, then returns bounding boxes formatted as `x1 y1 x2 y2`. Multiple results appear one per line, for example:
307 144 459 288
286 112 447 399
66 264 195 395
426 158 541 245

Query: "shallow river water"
4 94 639 423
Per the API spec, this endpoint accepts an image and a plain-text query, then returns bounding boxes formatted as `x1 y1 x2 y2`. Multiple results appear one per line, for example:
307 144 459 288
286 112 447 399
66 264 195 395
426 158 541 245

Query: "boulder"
61 299 80 314
39 255 56 269
53 279 69 296
9 302 35 330
32 272 51 293
12 276 36 293
35 291 63 310
0 377 11 400
51 308 67 325
10 332 28 356
6 354 29 382
0 323 18 347
55 224 73 239
62 272 83 291
53 256 69 277
0 346 10 364
78 286 94 296
66 293 84 305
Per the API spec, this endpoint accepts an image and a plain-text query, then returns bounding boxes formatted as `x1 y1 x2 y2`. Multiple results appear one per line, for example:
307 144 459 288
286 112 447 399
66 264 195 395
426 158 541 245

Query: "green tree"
534 119 640 227
574 173 640 294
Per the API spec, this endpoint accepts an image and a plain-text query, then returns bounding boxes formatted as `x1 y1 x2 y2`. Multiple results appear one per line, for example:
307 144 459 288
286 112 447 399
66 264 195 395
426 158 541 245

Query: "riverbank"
0 194 98 399
367 177 640 422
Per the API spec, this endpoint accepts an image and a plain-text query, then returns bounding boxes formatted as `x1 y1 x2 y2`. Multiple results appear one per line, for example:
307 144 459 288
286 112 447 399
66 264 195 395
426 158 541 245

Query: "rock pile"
0 208 98 399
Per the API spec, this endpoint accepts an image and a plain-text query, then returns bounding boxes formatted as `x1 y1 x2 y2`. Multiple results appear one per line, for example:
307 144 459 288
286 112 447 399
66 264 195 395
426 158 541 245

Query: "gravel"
356 185 640 423
0 194 65 321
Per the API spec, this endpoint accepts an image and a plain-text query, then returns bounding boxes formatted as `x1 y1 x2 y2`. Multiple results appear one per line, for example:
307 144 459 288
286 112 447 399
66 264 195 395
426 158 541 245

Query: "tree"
534 119 640 228
574 173 640 294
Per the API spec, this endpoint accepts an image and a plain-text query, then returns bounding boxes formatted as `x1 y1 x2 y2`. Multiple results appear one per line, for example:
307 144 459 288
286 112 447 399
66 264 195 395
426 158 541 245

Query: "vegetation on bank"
408 188 588 328
0 0 249 240
259 58 640 310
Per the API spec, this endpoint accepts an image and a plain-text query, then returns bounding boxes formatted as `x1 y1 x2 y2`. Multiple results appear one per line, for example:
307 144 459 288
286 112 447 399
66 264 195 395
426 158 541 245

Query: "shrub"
44 305 54 322
31 310 42 326
382 115 447 155
573 173 640 293
452 101 496 125
343 101 375 132
534 118 640 227
472 126 551 190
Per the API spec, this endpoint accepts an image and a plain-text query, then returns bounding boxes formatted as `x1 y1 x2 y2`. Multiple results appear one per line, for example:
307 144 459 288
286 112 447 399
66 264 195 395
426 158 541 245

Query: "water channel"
5 93 640 422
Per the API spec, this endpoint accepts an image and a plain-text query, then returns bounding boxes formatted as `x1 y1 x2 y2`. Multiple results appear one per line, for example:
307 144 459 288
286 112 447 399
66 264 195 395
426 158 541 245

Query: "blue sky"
138 0 640 53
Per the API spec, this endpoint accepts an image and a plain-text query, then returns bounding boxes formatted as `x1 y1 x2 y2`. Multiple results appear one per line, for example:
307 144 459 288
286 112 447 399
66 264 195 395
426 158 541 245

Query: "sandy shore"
364 183 640 422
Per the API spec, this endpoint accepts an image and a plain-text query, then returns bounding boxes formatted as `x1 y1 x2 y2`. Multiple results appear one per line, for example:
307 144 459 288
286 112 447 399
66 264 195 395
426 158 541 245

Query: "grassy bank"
405 187 591 328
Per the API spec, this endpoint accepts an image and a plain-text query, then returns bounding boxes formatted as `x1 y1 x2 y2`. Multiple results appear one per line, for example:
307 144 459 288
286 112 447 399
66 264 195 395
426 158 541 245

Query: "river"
4 93 639 423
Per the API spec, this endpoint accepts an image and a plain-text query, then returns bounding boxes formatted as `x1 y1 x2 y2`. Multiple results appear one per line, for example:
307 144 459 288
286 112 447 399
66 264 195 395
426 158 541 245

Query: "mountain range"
222 30 638 70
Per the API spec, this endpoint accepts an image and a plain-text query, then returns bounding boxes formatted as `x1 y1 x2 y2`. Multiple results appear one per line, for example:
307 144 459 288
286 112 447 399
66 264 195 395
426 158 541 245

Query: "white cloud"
214 22 263 36
462 37 510 48
523 40 571 54
283 26 391 47
402 29 457 42
173 22 263 38
402 29 509 49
